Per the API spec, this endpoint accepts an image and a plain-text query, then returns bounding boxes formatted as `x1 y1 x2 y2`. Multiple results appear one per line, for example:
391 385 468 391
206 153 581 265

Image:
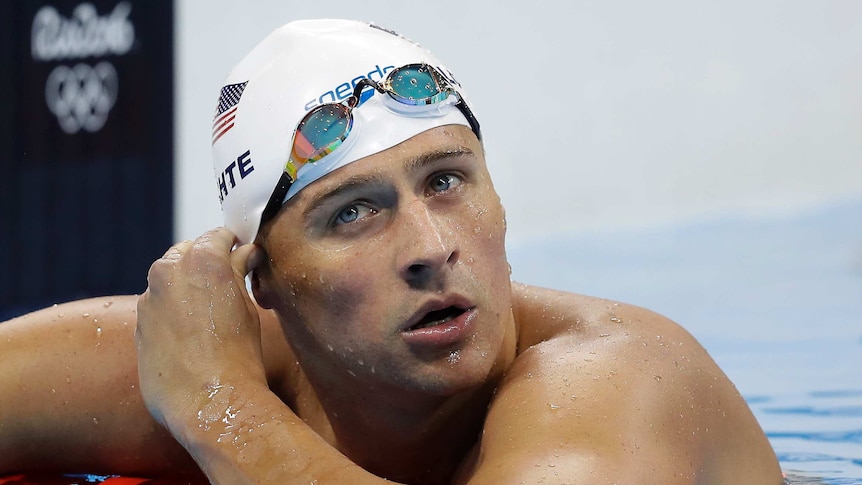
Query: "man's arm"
0 293 291 477
134 229 393 484
0 296 200 475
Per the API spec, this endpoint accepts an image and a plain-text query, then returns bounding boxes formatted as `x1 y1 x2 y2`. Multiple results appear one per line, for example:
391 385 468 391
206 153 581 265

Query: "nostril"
404 263 432 288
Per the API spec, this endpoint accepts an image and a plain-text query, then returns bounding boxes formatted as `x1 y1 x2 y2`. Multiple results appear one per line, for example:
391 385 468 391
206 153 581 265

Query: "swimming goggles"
260 63 481 223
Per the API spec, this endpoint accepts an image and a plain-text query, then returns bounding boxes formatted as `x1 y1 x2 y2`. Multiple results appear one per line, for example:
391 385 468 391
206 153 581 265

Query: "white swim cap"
211 19 478 244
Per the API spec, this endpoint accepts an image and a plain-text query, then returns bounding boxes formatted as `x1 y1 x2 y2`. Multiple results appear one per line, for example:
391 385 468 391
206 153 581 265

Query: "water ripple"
750 389 862 483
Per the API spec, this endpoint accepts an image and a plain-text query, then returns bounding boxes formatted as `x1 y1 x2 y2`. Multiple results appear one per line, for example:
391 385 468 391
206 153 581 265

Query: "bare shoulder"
509 282 694 349
464 283 782 484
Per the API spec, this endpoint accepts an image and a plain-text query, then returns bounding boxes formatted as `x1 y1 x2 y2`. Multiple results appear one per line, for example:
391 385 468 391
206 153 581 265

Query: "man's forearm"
0 297 199 474
173 381 390 484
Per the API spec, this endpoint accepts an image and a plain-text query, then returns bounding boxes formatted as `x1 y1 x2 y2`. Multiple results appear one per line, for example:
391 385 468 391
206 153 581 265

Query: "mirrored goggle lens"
387 65 448 106
292 104 353 163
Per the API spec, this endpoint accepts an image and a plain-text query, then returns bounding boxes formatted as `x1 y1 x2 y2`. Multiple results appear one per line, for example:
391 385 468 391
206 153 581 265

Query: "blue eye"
334 203 375 225
429 174 462 193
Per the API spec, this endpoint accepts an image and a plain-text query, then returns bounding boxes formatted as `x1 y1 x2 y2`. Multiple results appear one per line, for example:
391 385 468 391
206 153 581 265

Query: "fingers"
230 243 265 276
148 227 264 292
158 227 238 264
197 226 239 252
147 228 242 288
161 239 193 261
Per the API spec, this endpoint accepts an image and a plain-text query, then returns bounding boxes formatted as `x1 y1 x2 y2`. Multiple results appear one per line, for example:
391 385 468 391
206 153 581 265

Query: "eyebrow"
302 145 476 219
404 145 475 175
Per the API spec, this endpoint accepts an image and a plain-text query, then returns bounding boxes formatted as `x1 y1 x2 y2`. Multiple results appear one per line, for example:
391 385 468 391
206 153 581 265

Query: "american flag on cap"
212 81 248 145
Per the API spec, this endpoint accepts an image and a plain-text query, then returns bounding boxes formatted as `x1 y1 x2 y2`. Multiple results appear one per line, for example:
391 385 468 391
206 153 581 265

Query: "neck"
327 377 498 483
277 311 518 484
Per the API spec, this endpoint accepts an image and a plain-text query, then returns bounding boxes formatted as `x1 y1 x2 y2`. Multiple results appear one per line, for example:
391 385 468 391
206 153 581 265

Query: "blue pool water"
508 198 862 484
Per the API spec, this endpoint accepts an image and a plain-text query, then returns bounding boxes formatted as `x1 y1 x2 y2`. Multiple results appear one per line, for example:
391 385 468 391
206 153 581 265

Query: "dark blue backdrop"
0 0 175 320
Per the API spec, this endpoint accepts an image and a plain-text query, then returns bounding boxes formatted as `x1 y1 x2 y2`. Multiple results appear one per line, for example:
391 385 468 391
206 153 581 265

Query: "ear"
250 262 276 310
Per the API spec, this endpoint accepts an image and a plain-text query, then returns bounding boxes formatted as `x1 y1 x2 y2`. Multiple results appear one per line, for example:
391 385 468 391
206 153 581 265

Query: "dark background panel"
0 0 175 320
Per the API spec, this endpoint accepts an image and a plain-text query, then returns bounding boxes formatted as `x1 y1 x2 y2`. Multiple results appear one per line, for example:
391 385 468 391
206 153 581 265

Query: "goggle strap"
260 171 292 229
456 99 481 140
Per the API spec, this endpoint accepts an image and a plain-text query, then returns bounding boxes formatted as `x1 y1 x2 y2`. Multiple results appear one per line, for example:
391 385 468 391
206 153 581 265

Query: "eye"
334 203 376 225
428 173 462 193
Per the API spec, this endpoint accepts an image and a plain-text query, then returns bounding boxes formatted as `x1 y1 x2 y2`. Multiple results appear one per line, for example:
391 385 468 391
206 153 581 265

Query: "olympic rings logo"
44 61 118 134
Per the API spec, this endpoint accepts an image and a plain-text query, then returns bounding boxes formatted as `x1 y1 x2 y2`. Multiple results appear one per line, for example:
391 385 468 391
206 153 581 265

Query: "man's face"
255 125 514 399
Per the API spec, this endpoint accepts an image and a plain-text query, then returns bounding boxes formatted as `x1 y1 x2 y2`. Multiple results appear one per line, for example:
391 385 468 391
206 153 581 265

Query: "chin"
404 349 501 397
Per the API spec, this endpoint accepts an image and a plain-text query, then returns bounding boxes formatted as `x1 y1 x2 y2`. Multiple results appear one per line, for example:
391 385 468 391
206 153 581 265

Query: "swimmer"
0 19 784 484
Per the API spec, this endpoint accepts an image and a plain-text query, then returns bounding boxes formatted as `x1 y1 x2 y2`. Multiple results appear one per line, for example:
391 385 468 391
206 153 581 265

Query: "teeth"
411 306 465 331
415 314 455 330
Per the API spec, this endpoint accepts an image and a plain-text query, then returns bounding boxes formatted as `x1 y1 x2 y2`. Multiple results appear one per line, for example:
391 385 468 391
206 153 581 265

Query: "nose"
397 198 460 289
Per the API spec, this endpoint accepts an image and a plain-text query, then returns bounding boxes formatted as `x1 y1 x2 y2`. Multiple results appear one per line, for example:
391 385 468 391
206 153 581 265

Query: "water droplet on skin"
653 375 663 382
549 403 561 410
92 417 99 425
65 376 71 383
447 350 461 364
609 316 622 323
82 313 90 318
95 327 102 336
102 301 113 308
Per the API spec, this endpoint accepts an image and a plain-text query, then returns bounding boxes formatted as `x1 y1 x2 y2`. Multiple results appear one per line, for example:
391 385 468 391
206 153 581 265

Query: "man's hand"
135 228 266 440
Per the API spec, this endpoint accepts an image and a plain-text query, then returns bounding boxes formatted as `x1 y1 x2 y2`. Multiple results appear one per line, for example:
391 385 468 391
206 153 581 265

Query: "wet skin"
255 124 515 401
251 125 518 480
0 126 784 484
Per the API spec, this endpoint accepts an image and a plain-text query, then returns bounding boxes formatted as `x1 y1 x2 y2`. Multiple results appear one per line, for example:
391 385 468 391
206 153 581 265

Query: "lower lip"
401 308 477 348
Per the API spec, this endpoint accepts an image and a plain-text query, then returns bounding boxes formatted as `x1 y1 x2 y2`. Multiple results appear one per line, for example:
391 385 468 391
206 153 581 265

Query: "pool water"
755 390 862 484
508 198 862 484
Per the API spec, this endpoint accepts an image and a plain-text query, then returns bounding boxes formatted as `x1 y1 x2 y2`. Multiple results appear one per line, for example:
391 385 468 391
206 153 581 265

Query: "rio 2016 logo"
32 2 134 134
44 62 119 134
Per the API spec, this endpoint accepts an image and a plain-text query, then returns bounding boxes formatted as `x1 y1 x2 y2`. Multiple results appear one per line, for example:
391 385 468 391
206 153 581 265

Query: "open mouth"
408 306 467 331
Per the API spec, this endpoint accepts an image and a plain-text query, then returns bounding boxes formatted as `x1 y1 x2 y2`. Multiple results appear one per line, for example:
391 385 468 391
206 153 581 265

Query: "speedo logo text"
303 64 395 111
